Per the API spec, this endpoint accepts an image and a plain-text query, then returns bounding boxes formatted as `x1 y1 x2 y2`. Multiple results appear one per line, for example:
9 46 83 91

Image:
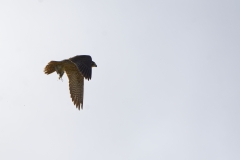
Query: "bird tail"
44 61 61 75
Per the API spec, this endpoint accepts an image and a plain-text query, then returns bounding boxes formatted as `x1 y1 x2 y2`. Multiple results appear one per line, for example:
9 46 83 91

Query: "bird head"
92 61 97 67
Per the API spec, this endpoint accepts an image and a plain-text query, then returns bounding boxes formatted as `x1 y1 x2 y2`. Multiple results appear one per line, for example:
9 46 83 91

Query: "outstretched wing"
64 60 84 110
69 55 93 80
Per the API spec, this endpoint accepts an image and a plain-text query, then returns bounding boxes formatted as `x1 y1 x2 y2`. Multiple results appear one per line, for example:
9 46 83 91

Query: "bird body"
44 55 97 110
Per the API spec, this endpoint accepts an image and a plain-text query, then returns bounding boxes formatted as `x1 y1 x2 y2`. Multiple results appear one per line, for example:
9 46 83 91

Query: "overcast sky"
0 0 239 159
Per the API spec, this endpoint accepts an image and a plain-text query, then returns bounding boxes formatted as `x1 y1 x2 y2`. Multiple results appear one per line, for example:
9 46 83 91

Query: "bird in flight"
44 55 97 110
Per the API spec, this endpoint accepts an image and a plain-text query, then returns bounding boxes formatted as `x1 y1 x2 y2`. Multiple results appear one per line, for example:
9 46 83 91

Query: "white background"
0 0 239 159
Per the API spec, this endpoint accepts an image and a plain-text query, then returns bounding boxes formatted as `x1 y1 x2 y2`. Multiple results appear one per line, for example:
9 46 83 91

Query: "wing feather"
69 55 92 80
64 61 84 110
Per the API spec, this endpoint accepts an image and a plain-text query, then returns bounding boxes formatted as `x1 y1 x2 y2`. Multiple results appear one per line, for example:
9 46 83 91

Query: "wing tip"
75 103 83 110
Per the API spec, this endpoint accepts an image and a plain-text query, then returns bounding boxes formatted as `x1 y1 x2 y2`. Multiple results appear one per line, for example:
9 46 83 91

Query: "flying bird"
44 55 97 110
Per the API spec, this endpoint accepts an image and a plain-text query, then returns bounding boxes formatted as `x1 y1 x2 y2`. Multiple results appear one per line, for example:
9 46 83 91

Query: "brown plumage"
44 55 97 110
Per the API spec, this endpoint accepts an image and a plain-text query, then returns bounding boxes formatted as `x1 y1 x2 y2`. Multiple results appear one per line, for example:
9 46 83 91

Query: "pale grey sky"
0 0 239 159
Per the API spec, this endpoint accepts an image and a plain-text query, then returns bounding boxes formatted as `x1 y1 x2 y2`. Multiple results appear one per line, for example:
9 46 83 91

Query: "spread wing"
64 60 84 109
69 55 93 80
